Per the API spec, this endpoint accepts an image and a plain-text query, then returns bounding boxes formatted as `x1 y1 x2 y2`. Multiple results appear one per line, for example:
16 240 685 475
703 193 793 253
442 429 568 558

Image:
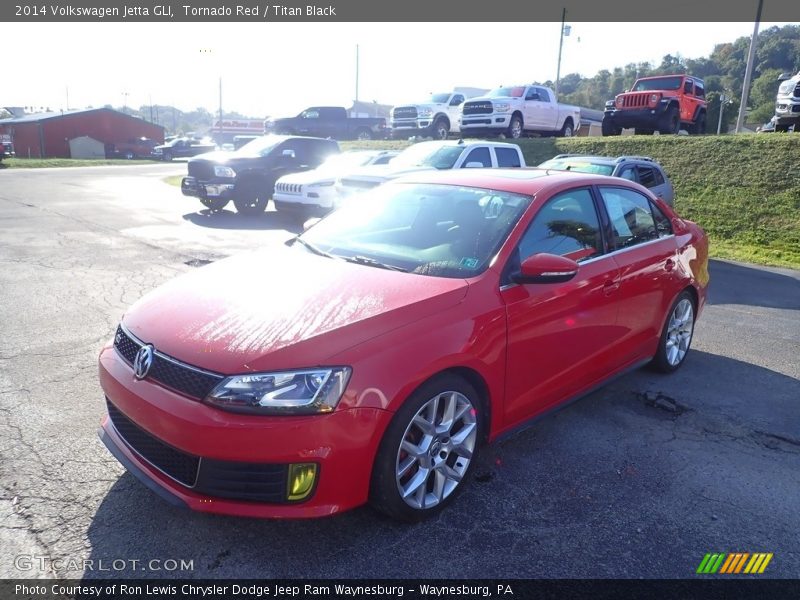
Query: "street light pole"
555 8 566 100
735 0 763 133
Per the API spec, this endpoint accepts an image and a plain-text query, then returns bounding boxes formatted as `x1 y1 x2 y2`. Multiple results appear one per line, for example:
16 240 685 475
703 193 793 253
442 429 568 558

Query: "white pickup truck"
336 139 525 201
460 85 580 139
775 71 800 132
390 91 476 139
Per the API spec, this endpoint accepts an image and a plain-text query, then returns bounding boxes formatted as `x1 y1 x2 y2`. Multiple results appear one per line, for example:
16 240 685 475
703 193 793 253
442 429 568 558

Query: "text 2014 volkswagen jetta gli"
98 169 708 521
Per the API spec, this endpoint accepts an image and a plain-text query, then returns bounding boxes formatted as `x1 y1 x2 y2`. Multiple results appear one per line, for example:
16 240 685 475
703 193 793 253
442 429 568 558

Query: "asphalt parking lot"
0 163 798 579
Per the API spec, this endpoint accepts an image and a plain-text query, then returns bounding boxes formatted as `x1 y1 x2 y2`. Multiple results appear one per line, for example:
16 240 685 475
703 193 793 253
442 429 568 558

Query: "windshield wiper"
294 237 335 259
341 255 409 272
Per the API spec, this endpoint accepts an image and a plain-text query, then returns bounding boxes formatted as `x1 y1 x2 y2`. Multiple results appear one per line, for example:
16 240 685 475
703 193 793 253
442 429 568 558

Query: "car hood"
278 168 336 186
343 164 435 183
122 245 468 374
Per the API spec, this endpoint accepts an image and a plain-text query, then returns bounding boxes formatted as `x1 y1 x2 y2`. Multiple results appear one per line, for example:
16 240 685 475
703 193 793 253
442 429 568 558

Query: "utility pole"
355 44 360 105
555 8 567 100
736 0 763 133
717 93 728 135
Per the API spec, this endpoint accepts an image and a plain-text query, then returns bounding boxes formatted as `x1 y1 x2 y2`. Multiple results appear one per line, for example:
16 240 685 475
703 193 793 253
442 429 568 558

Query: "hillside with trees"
544 24 800 132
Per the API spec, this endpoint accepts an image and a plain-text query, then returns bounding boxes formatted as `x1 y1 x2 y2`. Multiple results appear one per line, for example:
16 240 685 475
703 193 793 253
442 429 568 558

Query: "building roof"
0 107 163 129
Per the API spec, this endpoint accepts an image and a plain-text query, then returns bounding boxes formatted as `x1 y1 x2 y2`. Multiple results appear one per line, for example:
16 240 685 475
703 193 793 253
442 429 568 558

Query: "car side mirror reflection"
464 162 485 168
512 253 578 284
281 149 296 159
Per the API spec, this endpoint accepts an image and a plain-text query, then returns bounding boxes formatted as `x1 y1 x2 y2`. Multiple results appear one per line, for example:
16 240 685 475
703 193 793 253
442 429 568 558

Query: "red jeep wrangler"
602 74 707 136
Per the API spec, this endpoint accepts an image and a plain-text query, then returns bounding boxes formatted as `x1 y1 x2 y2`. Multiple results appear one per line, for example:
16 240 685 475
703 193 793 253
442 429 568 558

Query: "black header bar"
3 0 800 22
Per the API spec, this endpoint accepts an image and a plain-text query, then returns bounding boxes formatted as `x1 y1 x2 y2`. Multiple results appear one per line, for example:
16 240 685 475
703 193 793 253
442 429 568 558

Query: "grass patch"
1 157 154 168
345 135 800 269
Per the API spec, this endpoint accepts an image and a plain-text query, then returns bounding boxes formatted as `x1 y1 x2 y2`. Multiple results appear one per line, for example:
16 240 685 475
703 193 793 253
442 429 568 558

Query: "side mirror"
464 161 484 168
512 253 578 284
778 72 792 82
281 149 296 159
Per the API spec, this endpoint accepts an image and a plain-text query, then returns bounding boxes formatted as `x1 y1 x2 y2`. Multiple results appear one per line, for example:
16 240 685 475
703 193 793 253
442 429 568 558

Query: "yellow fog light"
287 463 317 501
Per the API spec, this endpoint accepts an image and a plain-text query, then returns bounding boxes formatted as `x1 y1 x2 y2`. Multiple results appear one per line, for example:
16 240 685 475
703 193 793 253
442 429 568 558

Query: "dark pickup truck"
266 106 386 140
0 134 14 162
152 137 216 161
181 135 340 215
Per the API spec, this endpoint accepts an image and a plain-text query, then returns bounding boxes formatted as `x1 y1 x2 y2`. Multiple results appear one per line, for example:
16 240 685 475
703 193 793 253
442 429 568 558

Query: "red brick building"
0 108 164 158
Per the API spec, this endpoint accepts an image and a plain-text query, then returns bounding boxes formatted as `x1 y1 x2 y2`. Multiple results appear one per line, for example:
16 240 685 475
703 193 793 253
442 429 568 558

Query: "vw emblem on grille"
133 344 155 380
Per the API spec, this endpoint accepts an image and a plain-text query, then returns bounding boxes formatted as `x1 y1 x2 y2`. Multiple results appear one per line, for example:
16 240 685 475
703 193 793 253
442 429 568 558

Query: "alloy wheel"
665 298 694 366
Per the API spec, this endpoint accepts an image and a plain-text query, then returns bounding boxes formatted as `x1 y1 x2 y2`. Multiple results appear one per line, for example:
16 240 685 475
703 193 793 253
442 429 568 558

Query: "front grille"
107 399 200 486
462 101 493 115
339 178 380 190
187 161 214 180
462 119 492 125
794 83 800 98
195 459 288 503
113 325 224 401
276 182 302 194
792 105 800 113
392 106 418 119
107 400 295 503
619 93 650 108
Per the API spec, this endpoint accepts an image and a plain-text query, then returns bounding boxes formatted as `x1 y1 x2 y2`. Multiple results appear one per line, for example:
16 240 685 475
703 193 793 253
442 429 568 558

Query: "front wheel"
233 181 270 215
602 117 621 136
651 290 696 373
432 119 450 140
507 115 523 139
162 151 173 161
659 106 680 135
199 197 229 212
355 128 373 141
370 374 482 521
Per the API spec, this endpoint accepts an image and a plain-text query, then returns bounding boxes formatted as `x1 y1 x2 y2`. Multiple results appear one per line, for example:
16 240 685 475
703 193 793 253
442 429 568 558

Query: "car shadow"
707 259 799 310
182 208 303 233
84 351 800 578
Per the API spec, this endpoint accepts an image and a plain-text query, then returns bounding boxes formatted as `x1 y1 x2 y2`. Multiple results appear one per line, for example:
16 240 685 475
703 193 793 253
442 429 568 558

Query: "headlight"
417 107 433 118
309 180 335 188
205 367 351 415
650 93 660 103
214 165 236 178
779 82 794 94
493 103 510 113
616 96 624 106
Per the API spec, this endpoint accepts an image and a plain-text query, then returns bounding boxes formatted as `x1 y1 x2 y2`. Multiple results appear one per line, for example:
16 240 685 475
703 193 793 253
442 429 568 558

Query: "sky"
4 22 790 119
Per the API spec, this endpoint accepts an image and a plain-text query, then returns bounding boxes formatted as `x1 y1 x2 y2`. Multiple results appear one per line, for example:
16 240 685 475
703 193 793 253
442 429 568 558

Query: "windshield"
487 86 525 98
298 183 532 278
538 159 614 176
429 93 451 103
390 144 466 169
632 77 683 91
235 135 284 157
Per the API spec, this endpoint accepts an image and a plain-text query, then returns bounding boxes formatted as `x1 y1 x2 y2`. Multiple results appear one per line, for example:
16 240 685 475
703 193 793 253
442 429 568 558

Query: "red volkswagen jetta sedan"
98 169 709 521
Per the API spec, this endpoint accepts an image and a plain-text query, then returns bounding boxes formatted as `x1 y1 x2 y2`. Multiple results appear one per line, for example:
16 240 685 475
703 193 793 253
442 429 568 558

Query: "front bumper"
460 113 512 134
604 106 669 129
273 189 336 211
98 345 392 518
181 176 236 200
775 101 800 126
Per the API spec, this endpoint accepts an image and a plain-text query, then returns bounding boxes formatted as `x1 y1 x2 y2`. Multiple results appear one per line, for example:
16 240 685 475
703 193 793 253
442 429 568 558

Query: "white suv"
273 150 398 218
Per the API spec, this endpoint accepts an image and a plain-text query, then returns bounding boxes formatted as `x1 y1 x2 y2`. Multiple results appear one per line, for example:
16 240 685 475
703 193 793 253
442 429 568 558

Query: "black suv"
181 135 340 214
537 154 675 206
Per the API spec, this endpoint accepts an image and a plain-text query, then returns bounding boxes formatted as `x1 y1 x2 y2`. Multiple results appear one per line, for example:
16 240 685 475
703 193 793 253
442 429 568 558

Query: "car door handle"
603 279 620 295
664 259 675 272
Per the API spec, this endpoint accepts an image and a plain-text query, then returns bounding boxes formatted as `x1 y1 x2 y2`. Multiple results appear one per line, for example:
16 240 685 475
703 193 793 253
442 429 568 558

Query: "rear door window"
599 187 664 249
495 147 522 168
463 147 492 167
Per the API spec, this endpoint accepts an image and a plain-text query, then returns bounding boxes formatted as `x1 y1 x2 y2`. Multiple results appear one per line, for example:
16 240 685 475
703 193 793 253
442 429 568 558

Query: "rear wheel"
355 128 373 141
370 374 482 522
559 119 574 137
233 181 269 215
693 112 707 134
651 290 696 373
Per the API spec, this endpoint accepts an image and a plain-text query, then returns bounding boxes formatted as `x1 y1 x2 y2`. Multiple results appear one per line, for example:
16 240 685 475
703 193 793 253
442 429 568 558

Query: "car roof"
543 155 661 167
390 167 640 196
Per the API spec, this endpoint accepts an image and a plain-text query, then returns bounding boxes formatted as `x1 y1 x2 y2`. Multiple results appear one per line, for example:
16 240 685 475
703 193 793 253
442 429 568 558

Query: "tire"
559 119 574 138
124 150 136 160
659 106 680 135
432 119 450 140
355 128 373 141
693 112 707 135
507 115 523 139
162 151 173 161
602 117 620 136
775 124 790 133
199 197 229 212
370 374 482 521
651 290 696 373
233 180 269 215
634 128 654 135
